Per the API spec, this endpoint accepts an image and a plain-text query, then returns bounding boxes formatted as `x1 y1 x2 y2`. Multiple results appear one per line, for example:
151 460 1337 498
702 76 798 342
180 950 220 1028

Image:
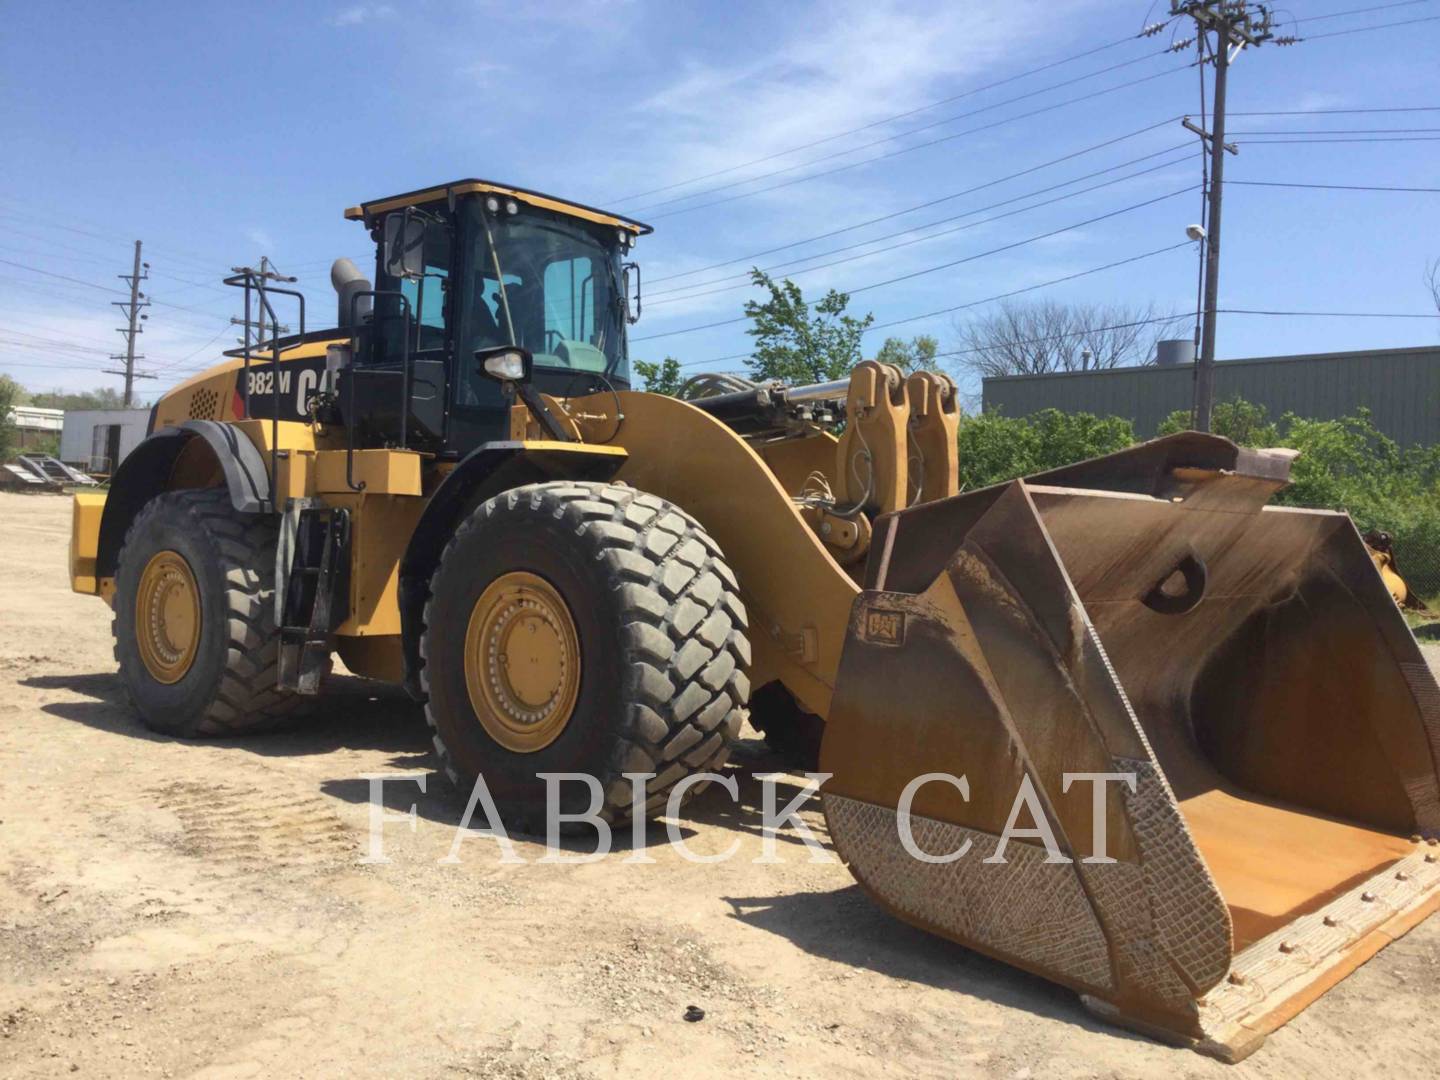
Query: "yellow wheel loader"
68 179 1440 1060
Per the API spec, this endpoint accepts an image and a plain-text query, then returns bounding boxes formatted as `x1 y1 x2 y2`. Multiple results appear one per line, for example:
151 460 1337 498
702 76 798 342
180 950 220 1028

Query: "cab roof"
343 178 653 235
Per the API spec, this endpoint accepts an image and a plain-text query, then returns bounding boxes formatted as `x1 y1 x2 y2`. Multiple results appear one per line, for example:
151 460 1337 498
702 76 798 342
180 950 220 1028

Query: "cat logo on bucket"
862 607 905 646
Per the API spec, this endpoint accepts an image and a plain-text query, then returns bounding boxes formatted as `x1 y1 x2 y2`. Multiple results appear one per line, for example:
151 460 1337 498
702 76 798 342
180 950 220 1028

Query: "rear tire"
113 488 305 737
420 481 750 834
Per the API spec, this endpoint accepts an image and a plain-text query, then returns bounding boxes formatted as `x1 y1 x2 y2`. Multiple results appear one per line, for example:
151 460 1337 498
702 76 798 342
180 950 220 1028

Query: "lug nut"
1323 916 1339 927
1227 972 1246 986
1361 891 1378 902
1279 942 1297 954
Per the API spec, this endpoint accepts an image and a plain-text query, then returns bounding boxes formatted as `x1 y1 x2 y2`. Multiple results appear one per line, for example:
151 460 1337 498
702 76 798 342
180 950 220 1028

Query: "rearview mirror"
382 212 425 279
623 261 641 325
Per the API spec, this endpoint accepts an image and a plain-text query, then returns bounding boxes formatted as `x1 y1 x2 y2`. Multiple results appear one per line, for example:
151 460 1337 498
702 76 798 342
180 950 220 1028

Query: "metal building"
59 408 151 475
981 345 1440 445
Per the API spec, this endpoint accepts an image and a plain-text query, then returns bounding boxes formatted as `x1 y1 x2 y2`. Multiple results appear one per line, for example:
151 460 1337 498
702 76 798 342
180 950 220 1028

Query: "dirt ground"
2 490 1438 1080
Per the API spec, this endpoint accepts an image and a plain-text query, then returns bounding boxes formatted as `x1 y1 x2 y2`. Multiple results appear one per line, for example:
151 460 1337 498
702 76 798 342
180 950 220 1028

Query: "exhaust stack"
331 257 372 329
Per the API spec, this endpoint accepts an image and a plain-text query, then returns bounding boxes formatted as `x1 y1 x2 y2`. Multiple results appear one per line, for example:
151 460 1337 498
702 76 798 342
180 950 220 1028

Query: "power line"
1228 106 1440 116
866 242 1193 333
1237 135 1440 143
0 256 238 323
639 67 1192 221
0 275 235 339
0 358 105 373
650 149 1192 305
629 53 1184 217
635 189 1193 343
1228 127 1440 134
1227 179 1440 191
609 31 1168 205
1291 13 1440 41
646 105 1418 291
1293 1 1430 22
650 117 1183 286
667 302 1439 374
143 326 233 373
0 257 123 294
0 334 110 356
0 206 222 278
1220 307 1440 318
0 317 138 349
670 241 1195 368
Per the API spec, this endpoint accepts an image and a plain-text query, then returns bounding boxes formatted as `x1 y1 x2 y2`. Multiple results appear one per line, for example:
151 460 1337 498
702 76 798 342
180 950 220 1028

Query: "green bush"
958 408 1135 490
1083 397 1440 598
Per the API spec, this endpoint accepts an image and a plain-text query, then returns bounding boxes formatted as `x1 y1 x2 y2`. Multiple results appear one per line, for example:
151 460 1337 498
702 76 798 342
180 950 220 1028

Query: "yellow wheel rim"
463 571 581 753
135 550 201 684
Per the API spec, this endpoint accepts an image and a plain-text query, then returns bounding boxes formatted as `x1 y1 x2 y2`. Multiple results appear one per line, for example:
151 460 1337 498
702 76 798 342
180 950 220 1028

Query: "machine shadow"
722 884 1138 1040
23 670 434 759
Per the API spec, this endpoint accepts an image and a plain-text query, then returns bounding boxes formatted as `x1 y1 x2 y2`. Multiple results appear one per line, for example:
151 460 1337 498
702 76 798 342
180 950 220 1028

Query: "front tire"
113 488 304 736
420 481 750 834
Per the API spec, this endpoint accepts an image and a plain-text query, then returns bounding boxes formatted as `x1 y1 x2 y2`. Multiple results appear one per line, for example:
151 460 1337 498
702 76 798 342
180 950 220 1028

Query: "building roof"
343 178 653 235
6 405 64 431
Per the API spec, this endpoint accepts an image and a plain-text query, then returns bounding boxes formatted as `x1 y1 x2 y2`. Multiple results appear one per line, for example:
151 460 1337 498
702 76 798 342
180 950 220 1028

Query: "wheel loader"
67 178 1440 1061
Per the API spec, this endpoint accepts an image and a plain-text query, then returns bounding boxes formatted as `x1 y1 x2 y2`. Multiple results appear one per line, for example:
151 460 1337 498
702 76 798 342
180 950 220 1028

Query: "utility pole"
229 256 290 349
1171 2 1273 431
104 240 155 406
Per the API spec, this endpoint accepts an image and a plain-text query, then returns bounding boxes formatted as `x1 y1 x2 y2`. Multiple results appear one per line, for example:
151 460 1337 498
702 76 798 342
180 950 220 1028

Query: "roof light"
485 196 500 213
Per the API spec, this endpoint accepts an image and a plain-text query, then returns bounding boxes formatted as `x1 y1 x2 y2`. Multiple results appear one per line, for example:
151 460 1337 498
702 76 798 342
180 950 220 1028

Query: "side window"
374 219 451 361
400 269 448 334
542 257 594 353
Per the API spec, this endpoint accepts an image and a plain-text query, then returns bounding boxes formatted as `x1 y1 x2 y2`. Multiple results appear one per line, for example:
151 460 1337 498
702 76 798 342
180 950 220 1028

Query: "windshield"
462 199 628 386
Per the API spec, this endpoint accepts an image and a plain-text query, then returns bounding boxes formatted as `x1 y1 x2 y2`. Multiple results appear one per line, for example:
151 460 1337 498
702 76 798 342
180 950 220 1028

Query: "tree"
953 299 1185 378
27 387 127 411
1156 397 1280 445
873 335 939 373
957 408 1135 490
0 375 22 460
743 269 873 385
1427 258 1440 318
632 356 684 396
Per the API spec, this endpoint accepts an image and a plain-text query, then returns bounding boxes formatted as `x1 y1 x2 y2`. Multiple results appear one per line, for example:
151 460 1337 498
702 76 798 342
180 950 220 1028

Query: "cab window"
542 256 597 366
373 216 451 362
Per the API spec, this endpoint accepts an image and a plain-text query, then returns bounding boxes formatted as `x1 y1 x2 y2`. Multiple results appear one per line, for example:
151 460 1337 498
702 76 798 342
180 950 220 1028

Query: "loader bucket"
820 433 1440 1061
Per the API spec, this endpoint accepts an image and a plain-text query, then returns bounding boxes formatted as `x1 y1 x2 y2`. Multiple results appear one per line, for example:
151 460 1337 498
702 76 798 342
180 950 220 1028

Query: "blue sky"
1 0 1436 402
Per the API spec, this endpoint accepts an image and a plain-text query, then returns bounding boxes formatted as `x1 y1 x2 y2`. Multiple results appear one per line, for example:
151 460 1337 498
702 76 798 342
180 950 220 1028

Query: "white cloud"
328 4 396 28
245 227 275 252
615 0 1093 211
459 59 508 88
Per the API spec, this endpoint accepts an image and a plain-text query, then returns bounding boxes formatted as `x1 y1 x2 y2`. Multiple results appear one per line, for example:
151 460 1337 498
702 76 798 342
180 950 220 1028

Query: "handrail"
224 268 306 513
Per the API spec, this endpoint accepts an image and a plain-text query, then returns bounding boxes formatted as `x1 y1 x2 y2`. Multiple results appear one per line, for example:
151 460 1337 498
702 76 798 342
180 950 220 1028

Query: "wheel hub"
463 571 581 753
135 550 201 684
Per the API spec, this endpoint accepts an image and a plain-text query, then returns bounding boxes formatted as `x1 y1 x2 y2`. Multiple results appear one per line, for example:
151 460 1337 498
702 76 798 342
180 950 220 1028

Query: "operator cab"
335 179 650 457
